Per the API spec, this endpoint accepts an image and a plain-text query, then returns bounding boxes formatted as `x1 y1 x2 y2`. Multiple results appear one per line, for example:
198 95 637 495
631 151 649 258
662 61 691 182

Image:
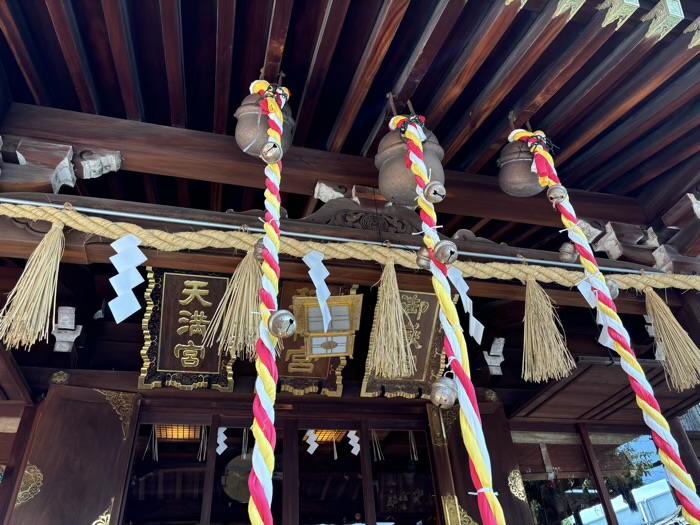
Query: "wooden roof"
0 0 697 249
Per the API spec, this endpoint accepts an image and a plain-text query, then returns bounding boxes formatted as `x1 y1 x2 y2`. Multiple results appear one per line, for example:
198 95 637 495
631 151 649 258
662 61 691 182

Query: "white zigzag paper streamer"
217 427 227 455
303 251 332 332
108 234 146 323
447 266 484 344
305 429 319 454
347 430 360 455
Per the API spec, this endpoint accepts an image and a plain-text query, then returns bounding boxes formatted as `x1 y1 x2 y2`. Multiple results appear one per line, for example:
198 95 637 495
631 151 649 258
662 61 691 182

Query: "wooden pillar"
282 419 299 525
670 416 700 490
0 406 35 525
427 405 462 525
359 420 377 525
578 424 619 525
199 415 220 525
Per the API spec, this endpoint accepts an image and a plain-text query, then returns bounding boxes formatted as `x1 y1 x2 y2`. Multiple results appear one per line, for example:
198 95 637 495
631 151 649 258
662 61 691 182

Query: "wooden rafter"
442 0 578 165
326 0 409 152
562 61 700 186
45 0 98 114
554 28 700 166
537 20 659 141
423 0 521 130
213 0 235 135
360 0 467 157
510 226 544 247
0 103 649 227
293 0 350 146
640 153 700 222
159 0 186 128
101 0 143 120
0 0 50 105
463 6 624 172
261 0 294 81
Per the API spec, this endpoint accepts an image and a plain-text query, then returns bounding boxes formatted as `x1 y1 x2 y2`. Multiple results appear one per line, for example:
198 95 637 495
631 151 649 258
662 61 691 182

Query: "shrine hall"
0 0 698 524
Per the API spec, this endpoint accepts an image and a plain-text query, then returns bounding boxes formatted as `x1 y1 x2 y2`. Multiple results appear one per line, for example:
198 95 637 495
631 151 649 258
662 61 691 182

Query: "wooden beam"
292 0 350 146
326 0 409 152
581 101 700 191
607 131 699 194
578 424 620 525
45 0 98 113
562 61 700 187
361 0 466 157
423 0 521 129
0 350 31 405
101 0 143 120
640 153 700 222
213 0 235 135
1 103 648 227
261 0 294 81
0 406 35 525
359 420 377 525
442 0 579 164
0 1 50 105
463 6 622 172
283 419 300 525
554 29 700 166
159 0 186 128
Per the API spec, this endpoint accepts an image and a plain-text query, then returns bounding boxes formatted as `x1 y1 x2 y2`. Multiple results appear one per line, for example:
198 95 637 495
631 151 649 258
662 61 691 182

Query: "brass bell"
547 184 568 206
260 141 283 164
558 242 578 263
254 238 265 261
375 128 445 207
434 240 458 265
234 93 295 157
607 278 620 300
268 310 297 339
416 246 431 269
423 181 446 204
430 374 458 409
497 141 544 197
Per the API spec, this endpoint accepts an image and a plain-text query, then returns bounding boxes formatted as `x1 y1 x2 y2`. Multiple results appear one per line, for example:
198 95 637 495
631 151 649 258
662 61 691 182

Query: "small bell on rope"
547 185 568 206
416 246 431 270
522 276 576 382
269 310 297 339
644 287 700 392
433 240 458 265
0 222 65 351
423 181 446 204
367 259 416 378
203 251 262 360
430 372 458 409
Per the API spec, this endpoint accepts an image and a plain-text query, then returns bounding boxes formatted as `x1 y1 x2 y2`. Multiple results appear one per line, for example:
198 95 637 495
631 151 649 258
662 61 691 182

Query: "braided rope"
511 129 700 525
247 79 290 525
2 203 700 293
391 114 505 525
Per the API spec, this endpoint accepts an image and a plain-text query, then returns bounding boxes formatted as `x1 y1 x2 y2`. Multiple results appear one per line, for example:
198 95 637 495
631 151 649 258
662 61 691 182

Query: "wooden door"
7 385 140 525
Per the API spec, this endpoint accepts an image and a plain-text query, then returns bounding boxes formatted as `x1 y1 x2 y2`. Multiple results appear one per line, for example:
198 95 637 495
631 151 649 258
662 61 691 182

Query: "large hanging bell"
430 374 458 409
497 141 544 197
234 93 296 158
375 128 445 207
268 310 297 339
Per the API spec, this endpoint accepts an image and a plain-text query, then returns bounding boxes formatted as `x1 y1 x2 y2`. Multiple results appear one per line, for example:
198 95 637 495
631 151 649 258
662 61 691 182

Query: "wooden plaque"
139 268 233 391
361 290 446 399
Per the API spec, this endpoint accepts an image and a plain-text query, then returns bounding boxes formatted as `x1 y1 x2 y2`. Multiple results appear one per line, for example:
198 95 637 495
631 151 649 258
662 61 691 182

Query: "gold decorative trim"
484 389 499 402
51 370 70 385
598 0 639 30
91 497 114 525
15 463 43 507
442 494 477 525
508 469 527 502
505 0 528 10
554 0 586 20
685 17 700 48
95 389 136 440
642 0 684 40
139 267 158 390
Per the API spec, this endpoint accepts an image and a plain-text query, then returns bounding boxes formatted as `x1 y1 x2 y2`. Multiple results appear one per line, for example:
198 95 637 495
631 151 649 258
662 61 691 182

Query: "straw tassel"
0 223 64 351
203 251 262 360
522 276 576 382
368 259 416 378
645 287 700 392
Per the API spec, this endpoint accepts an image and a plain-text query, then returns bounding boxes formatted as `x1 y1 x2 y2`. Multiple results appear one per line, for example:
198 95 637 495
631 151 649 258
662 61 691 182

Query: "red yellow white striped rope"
510 129 700 525
390 115 506 525
248 79 290 525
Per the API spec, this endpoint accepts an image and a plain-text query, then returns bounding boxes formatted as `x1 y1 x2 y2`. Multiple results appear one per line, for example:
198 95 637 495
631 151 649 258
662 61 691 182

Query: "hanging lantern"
268 310 297 339
234 93 295 157
497 141 543 197
375 128 445 207
433 240 458 265
429 374 458 409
